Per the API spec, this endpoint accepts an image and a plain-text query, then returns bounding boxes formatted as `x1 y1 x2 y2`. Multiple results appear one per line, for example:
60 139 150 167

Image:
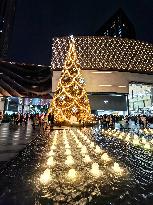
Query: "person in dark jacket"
48 113 52 124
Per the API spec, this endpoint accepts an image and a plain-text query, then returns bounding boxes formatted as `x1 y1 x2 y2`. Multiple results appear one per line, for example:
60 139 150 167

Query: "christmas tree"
50 37 92 124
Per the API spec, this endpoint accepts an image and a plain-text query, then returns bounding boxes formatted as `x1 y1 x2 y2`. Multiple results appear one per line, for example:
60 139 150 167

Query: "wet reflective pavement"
0 127 153 205
0 123 40 167
94 129 153 205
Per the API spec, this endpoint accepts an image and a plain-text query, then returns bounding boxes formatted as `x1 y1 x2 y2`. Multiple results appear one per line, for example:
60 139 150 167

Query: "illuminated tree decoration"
50 38 92 124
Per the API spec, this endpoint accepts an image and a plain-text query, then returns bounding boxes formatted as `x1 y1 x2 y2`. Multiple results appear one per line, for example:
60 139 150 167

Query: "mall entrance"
88 94 128 116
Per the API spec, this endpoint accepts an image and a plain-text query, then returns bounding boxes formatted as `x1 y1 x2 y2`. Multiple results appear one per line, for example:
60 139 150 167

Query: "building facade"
95 8 136 39
51 36 153 115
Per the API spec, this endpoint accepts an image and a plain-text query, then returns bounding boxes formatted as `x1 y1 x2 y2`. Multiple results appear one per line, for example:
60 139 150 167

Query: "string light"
49 38 92 124
67 168 77 181
39 168 52 185
51 36 153 74
101 129 153 151
34 128 129 204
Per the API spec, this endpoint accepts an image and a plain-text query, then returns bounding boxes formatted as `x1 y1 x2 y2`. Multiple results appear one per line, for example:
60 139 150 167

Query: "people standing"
109 115 114 128
106 115 110 128
43 114 48 131
48 113 52 125
48 112 54 130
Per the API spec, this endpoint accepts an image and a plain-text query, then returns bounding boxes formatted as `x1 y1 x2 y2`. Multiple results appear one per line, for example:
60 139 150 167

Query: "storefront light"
99 85 112 87
92 71 112 74
118 85 126 87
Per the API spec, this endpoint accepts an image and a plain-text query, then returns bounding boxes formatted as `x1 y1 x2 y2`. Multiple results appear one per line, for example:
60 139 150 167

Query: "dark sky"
8 0 153 65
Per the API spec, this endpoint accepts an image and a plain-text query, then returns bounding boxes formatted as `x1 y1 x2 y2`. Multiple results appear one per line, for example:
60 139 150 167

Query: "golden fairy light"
47 156 55 167
90 162 101 178
101 152 111 162
112 162 123 174
65 148 71 155
65 155 74 166
39 168 52 185
95 145 102 153
144 143 150 149
83 154 92 163
133 137 140 145
102 129 153 151
48 150 55 156
49 37 92 124
50 144 56 150
51 36 153 74
67 168 77 181
35 128 129 204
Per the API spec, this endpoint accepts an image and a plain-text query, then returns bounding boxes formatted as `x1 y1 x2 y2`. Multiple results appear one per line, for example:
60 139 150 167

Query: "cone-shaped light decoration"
49 36 92 124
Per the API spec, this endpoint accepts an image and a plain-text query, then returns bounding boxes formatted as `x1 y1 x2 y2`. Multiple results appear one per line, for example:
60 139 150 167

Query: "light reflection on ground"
0 126 153 205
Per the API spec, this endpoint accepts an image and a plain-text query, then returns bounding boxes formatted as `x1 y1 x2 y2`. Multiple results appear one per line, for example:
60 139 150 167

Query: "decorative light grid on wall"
51 36 153 74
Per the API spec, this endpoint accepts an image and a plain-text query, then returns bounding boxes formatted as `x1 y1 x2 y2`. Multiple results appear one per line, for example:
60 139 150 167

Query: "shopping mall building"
0 9 153 116
51 9 153 116
51 35 153 116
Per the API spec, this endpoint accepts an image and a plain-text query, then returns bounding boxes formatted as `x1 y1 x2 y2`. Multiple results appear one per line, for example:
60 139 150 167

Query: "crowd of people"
1 112 153 130
98 114 153 129
1 112 55 130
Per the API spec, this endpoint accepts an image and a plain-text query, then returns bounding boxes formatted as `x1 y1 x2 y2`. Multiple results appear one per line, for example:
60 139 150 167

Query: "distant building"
95 8 136 39
0 0 16 58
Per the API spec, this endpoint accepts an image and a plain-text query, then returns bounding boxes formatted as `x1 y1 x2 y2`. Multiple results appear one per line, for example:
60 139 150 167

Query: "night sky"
8 0 153 65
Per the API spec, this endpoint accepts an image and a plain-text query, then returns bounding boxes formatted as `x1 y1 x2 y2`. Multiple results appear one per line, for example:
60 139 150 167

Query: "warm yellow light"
141 137 147 144
52 36 153 74
52 135 57 145
82 135 87 140
52 140 57 145
81 145 87 154
144 143 150 149
78 142 83 148
65 155 74 165
49 39 92 124
83 154 92 163
133 138 140 145
125 135 130 141
118 85 127 87
48 150 55 156
47 157 55 167
74 139 80 144
40 168 52 184
65 143 70 149
90 142 95 148
90 163 101 178
101 153 111 162
95 145 102 153
99 85 112 87
134 134 138 139
92 71 112 74
145 130 149 134
112 162 123 174
63 140 68 144
36 128 129 202
65 149 71 155
118 134 123 139
67 168 77 180
86 139 90 144
51 145 56 150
